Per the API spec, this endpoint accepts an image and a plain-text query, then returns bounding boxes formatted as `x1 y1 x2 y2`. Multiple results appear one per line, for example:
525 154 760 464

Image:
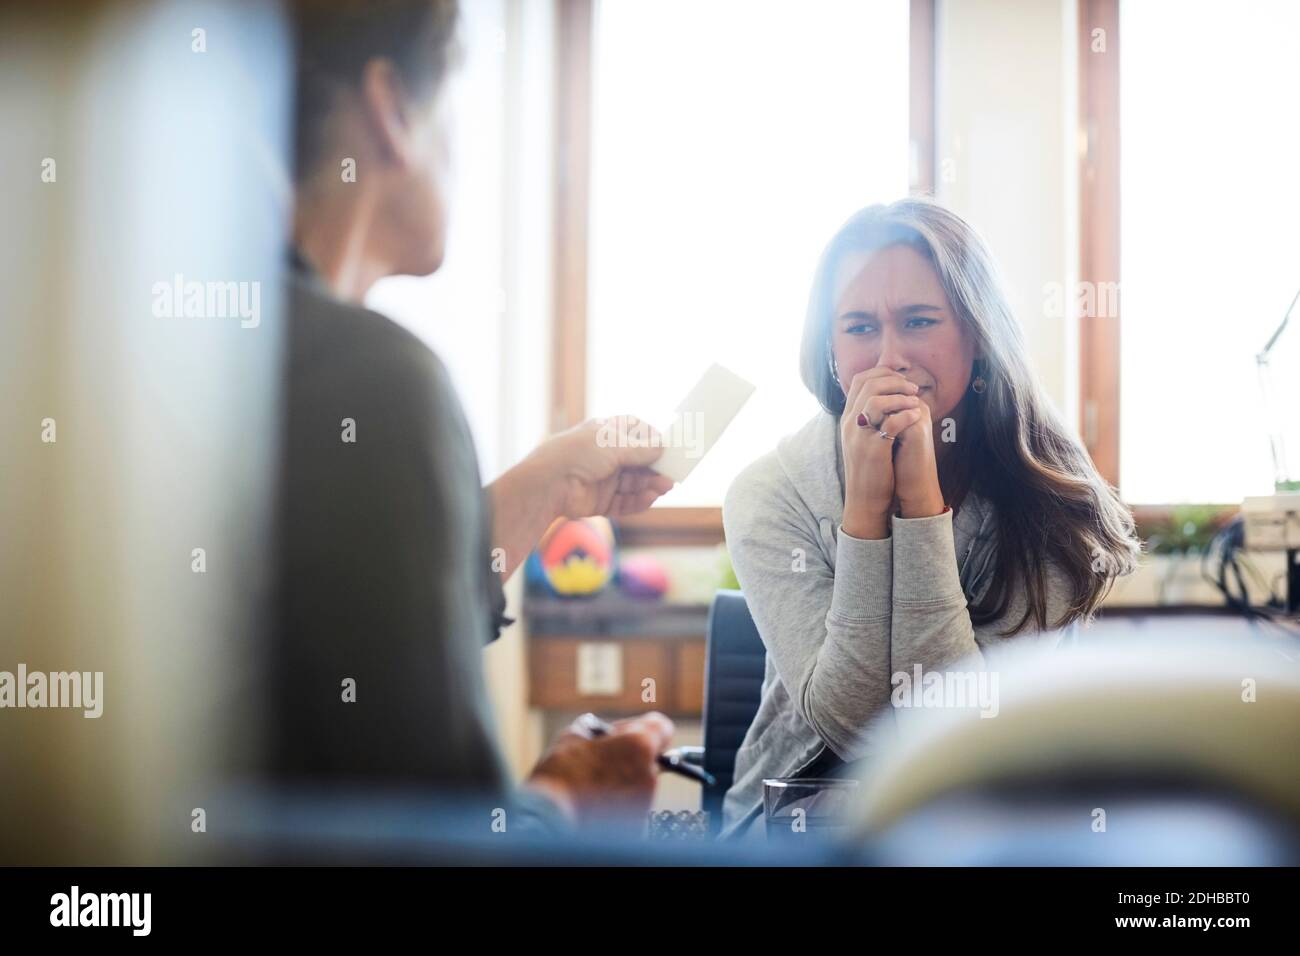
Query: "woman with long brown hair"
720 198 1140 837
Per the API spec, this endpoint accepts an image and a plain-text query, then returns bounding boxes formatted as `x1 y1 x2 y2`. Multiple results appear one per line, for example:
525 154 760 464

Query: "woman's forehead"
832 244 944 311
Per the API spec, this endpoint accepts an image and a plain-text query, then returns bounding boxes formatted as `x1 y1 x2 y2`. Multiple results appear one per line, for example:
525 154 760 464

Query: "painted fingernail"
857 413 868 427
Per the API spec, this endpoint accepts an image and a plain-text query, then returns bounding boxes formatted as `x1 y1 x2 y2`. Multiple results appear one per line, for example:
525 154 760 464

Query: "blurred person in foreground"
271 0 676 834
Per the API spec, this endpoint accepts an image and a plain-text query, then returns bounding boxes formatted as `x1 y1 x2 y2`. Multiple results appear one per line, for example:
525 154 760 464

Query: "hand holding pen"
574 712 717 787
525 710 681 825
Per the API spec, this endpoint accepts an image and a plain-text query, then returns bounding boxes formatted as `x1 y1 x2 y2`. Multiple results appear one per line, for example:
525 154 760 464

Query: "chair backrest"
700 590 767 830
850 621 1300 841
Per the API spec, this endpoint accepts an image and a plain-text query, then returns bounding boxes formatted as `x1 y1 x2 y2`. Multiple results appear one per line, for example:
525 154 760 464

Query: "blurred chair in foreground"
846 618 1300 864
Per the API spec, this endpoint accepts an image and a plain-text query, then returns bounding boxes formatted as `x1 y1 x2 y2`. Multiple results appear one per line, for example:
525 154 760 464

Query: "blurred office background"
386 0 1300 808
2 0 1298 862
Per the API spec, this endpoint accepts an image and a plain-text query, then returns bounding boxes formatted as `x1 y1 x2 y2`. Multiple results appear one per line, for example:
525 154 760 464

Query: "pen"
575 712 717 788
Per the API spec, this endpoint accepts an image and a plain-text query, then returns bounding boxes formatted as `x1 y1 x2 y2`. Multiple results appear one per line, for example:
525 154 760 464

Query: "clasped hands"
839 367 946 540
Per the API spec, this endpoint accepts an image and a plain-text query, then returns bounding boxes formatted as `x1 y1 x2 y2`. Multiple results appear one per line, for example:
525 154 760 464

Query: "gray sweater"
720 411 1079 837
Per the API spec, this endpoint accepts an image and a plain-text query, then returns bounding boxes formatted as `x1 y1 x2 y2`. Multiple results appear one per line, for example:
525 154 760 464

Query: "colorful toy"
526 516 616 597
617 553 670 598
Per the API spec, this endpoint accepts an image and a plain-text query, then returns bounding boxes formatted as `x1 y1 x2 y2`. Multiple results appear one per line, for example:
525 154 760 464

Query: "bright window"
585 0 911 505
1120 0 1300 504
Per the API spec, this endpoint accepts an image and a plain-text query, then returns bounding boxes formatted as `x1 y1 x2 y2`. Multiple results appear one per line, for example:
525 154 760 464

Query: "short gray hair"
292 0 461 182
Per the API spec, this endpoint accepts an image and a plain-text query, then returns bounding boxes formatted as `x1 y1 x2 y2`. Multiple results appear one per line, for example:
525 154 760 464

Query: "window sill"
612 507 724 548
613 504 1242 550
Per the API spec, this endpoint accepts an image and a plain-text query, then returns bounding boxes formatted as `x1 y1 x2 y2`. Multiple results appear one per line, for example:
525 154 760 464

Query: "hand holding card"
651 363 756 484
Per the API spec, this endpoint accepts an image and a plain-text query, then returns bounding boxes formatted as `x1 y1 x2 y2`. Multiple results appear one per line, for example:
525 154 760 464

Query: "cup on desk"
762 777 860 843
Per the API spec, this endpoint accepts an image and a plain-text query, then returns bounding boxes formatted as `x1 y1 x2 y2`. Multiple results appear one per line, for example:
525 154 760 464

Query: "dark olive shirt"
268 256 549 825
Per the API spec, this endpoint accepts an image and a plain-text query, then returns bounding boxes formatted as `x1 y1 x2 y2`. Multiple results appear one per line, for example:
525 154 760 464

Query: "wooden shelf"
528 636 705 716
524 592 709 716
525 591 709 638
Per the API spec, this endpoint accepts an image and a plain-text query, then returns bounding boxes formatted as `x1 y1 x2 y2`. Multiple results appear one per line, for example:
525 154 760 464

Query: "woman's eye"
846 323 875 335
906 317 938 329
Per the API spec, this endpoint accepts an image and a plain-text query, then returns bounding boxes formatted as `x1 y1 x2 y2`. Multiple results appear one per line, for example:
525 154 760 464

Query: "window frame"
551 0 938 546
1079 0 1238 529
1078 0 1121 493
552 0 1210 542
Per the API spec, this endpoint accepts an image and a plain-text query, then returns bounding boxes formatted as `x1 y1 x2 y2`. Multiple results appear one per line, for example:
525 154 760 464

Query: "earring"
828 349 843 394
970 360 987 394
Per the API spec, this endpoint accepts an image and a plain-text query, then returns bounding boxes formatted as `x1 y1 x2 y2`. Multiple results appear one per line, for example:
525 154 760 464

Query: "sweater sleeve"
888 509 1076 683
723 457 896 761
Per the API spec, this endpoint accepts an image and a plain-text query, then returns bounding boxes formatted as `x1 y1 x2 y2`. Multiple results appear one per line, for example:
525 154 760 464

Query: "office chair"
670 590 767 834
845 621 1300 864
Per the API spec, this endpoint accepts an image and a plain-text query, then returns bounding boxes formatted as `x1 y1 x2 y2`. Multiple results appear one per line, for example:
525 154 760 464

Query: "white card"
652 363 756 484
